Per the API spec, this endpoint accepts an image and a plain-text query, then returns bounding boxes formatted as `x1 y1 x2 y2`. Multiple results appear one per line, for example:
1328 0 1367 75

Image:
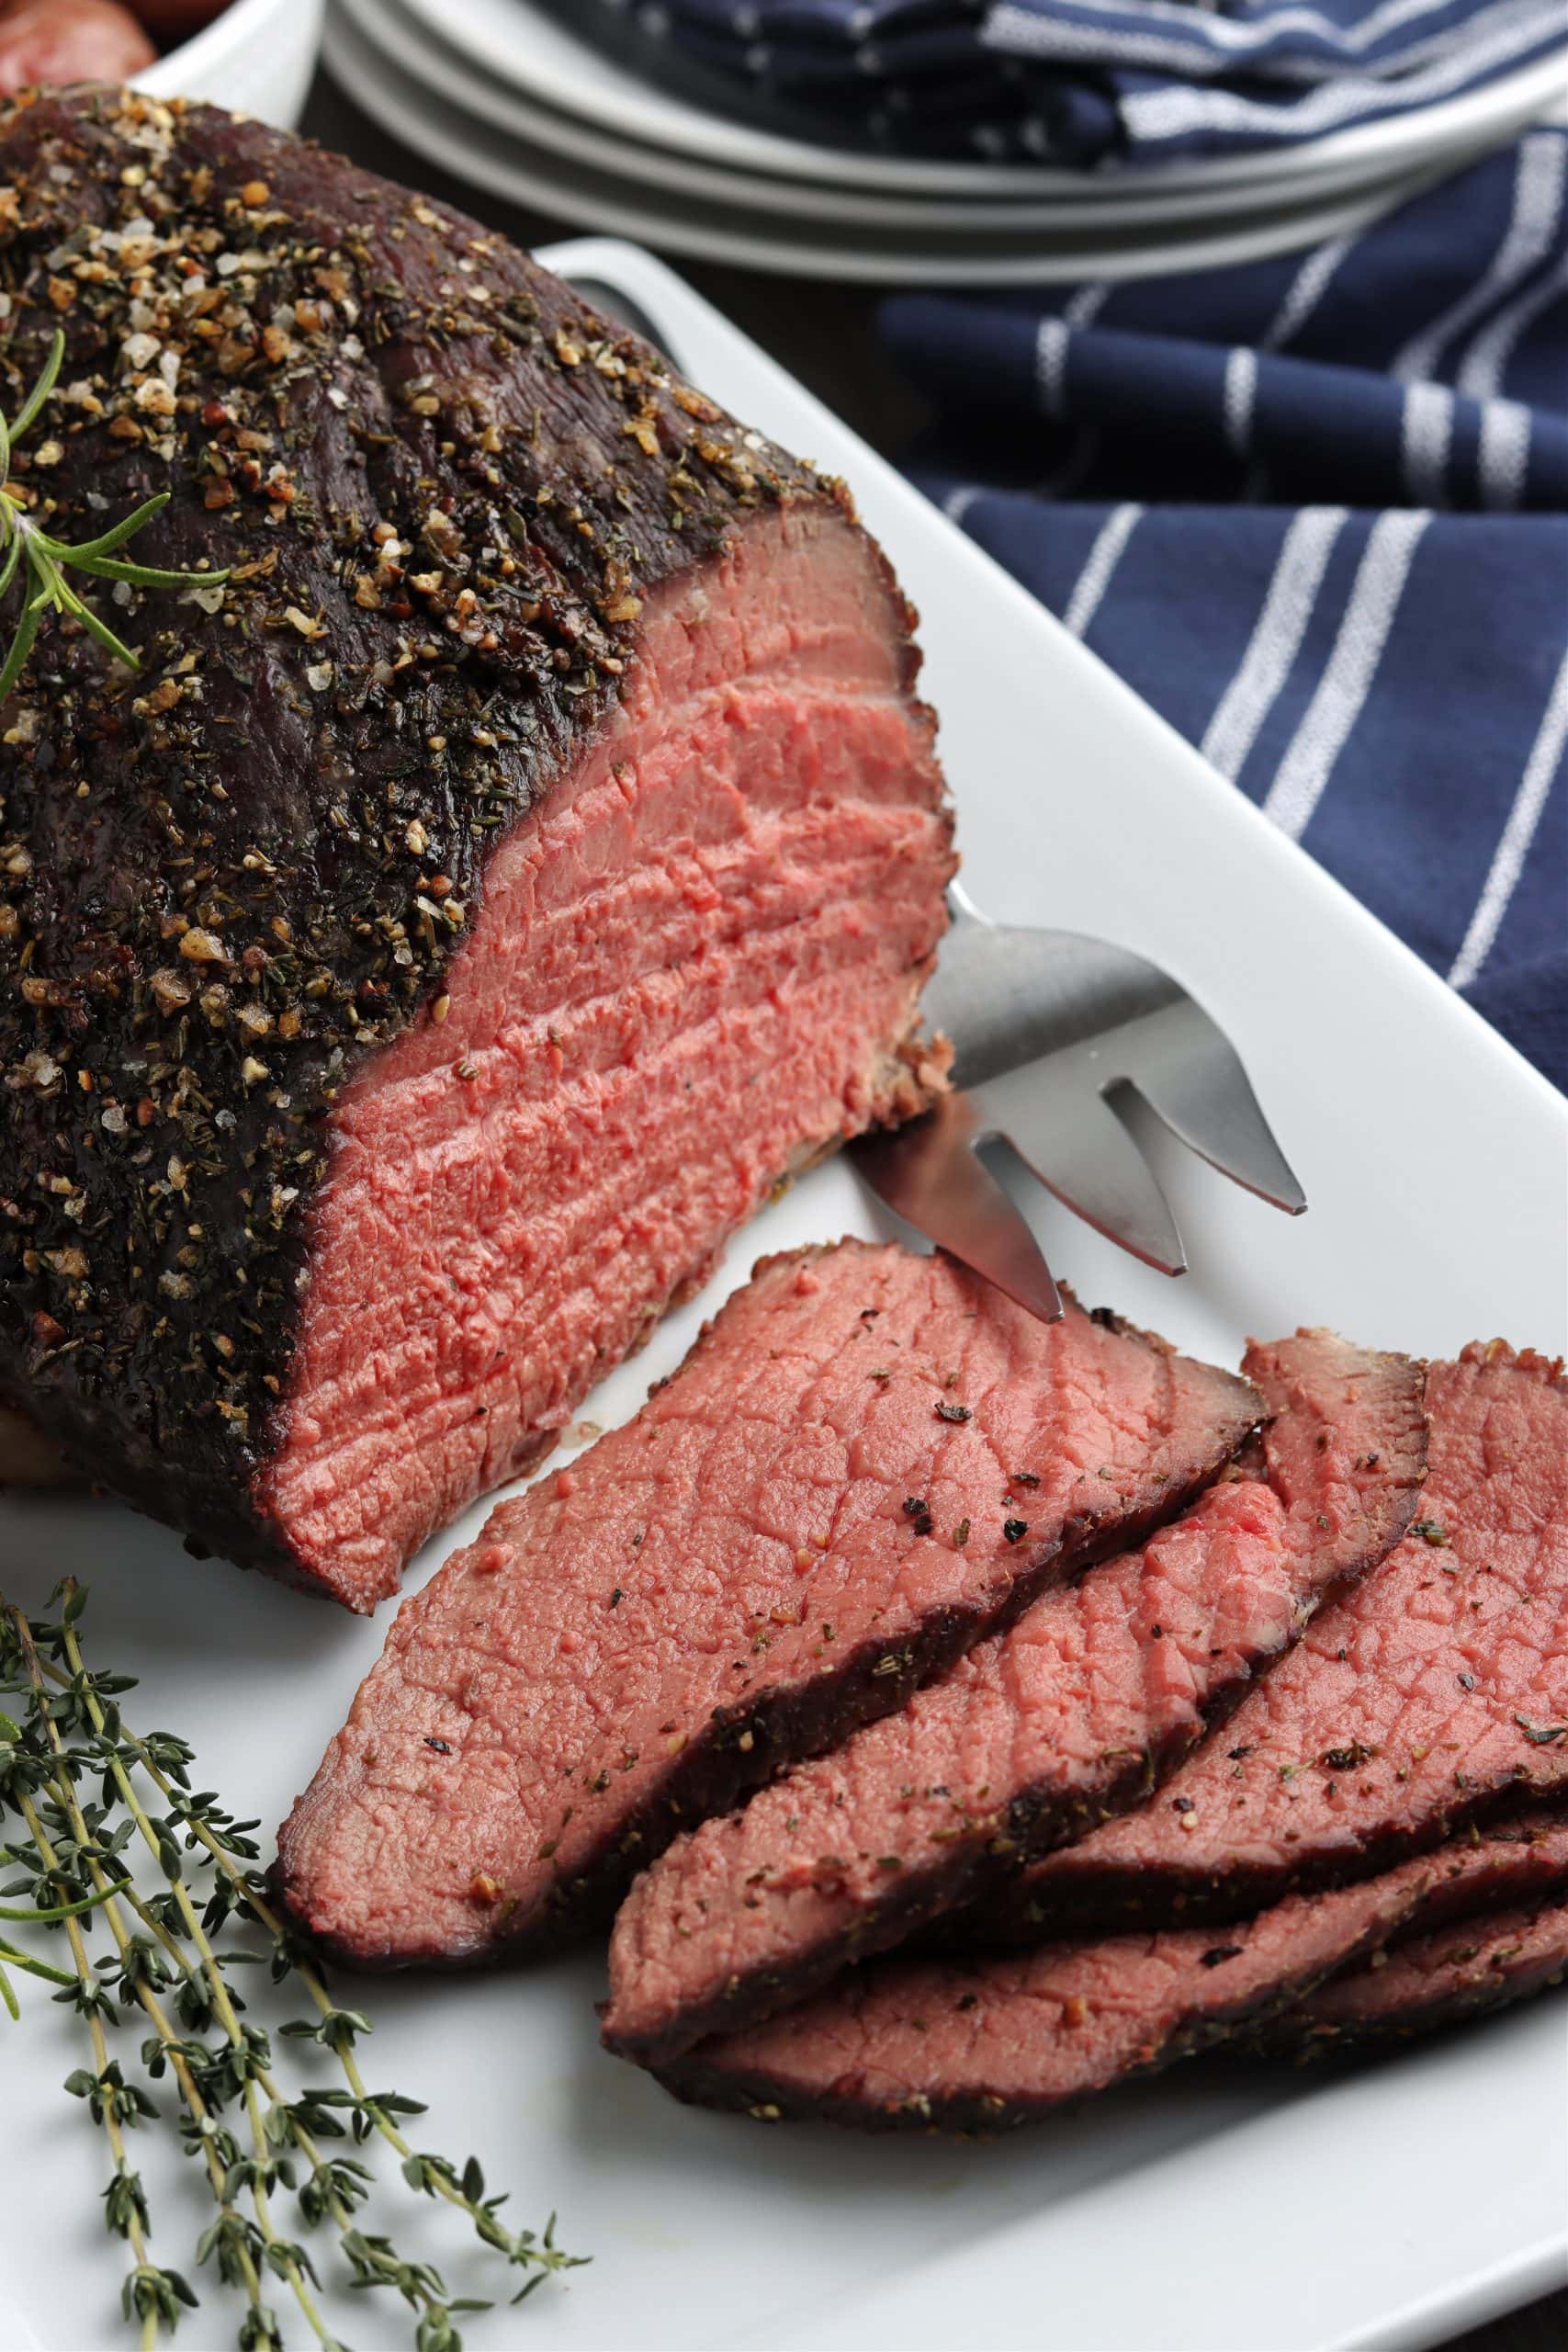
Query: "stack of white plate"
323 0 1567 282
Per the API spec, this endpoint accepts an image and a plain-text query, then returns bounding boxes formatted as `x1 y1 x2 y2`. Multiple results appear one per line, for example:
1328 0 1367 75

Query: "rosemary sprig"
0 329 229 699
0 1582 584 2351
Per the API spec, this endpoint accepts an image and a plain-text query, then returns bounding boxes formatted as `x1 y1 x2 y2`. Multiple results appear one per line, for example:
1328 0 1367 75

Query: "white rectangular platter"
2 237 1565 2352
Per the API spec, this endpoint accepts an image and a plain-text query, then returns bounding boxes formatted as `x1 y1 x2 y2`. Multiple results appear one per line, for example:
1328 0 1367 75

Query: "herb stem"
52 1618 504 2335
15 1792 161 2352
6 1589 581 2346
9 1614 287 2349
58 1626 575 2298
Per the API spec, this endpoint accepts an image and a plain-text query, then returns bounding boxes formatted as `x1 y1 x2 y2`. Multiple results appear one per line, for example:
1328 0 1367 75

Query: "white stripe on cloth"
983 0 1474 74
1401 379 1455 502
1062 503 1145 638
1122 0 1559 144
1392 130 1566 384
1448 647 1568 989
943 484 983 526
1036 316 1072 418
1224 348 1259 458
1261 509 1432 840
1262 234 1355 352
1477 396 1534 508
1033 290 1111 467
1459 247 1568 400
1200 507 1348 782
1064 282 1111 328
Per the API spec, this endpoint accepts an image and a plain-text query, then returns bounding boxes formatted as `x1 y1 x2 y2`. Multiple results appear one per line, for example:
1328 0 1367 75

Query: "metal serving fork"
853 884 1306 1321
559 270 1306 1319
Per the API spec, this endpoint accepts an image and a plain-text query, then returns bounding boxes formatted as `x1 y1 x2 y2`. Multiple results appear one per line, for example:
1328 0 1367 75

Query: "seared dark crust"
0 89 922 1583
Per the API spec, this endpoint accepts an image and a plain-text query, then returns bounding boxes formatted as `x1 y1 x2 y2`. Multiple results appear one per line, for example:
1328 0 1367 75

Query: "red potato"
0 0 154 93
129 0 231 36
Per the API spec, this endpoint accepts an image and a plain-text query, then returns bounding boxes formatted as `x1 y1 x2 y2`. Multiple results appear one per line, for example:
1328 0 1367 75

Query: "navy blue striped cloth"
882 130 1568 1088
580 0 1567 162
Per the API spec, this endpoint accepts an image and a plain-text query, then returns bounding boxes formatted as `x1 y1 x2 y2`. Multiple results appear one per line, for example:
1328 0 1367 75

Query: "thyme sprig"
0 329 230 700
0 1582 584 2351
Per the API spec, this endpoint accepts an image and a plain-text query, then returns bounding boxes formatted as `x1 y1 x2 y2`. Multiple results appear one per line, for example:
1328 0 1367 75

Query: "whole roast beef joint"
0 89 953 1611
275 1240 1262 1965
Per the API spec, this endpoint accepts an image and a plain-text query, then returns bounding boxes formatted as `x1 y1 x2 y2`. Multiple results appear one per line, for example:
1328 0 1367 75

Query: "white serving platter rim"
1 238 1564 2352
337 0 1516 232
400 0 1568 203
323 9 1458 284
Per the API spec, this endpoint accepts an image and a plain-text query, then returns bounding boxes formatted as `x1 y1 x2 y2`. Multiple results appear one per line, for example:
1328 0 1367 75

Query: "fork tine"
1124 1001 1308 1216
977 1064 1188 1277
851 1094 1063 1324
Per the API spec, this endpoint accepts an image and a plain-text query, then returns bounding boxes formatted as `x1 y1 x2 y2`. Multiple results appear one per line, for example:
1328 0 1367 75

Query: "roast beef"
1284 1902 1568 2050
653 1862 1441 2132
977 1341 1568 1939
1271 1811 1568 2052
655 1815 1568 2131
602 1329 1425 2064
0 90 953 1610
275 1240 1262 1963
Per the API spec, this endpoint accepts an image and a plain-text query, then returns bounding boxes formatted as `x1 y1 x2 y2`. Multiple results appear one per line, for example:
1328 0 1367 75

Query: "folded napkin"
579 0 1566 162
882 130 1568 1089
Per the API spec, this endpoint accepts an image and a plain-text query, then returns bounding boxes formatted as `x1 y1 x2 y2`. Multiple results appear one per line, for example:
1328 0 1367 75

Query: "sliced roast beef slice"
1270 1812 1568 2052
978 1342 1568 1940
655 1862 1439 2132
0 92 952 1611
657 1813 1568 2131
1284 1895 1568 2049
603 1330 1425 2064
276 1242 1261 1964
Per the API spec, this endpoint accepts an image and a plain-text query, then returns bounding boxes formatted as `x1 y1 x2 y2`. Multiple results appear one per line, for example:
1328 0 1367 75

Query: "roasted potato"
0 0 155 94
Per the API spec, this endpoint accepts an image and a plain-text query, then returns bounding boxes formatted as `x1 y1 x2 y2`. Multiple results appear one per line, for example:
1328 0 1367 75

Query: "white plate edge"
324 20 1462 284
402 0 1568 200
335 0 1519 231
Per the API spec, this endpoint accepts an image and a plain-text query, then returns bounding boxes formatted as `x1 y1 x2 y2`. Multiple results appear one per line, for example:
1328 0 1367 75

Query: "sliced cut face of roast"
254 502 953 1610
0 92 952 1611
653 1861 1441 2133
602 1329 1425 2065
979 1342 1568 1939
274 1244 1261 1964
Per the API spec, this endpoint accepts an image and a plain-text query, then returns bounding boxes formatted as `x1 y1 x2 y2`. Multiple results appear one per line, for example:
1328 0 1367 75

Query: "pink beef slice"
977 1342 1568 1941
602 1329 1426 2064
274 1242 1262 1964
0 93 953 1614
654 1860 1445 2132
1270 1810 1568 2052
